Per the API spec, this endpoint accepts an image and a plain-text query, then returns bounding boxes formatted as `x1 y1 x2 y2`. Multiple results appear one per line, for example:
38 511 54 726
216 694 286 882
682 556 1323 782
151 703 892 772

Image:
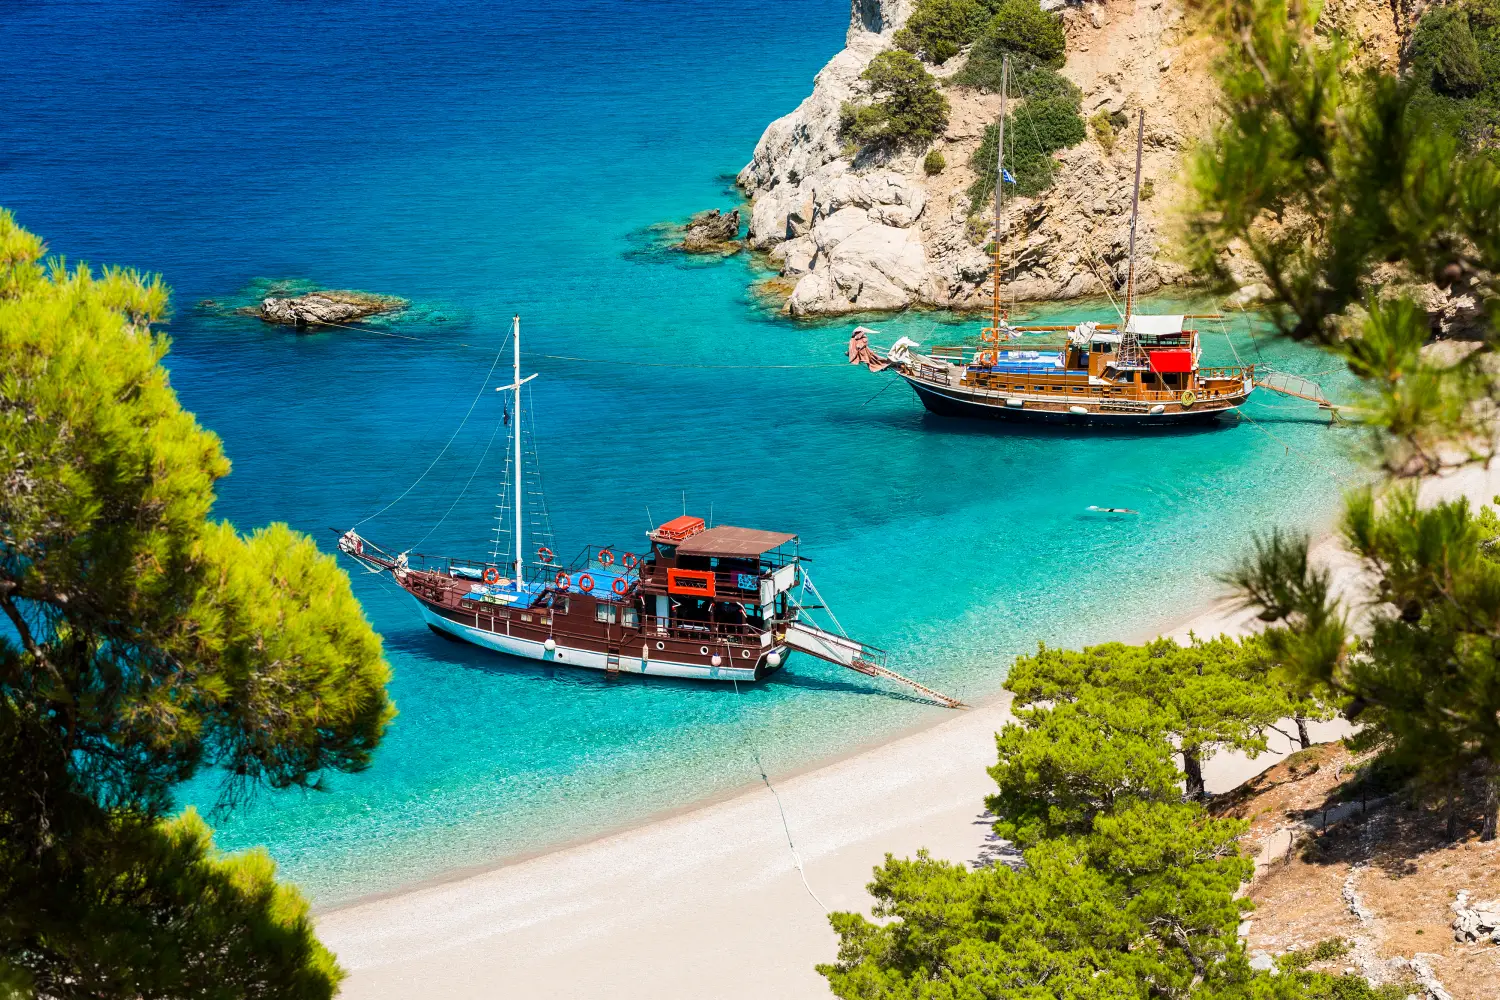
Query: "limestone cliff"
737 0 1405 316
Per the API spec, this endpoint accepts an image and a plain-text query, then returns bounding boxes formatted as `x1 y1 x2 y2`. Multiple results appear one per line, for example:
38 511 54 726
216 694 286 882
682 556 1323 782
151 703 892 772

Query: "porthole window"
699 646 709 655
741 649 750 658
656 641 665 650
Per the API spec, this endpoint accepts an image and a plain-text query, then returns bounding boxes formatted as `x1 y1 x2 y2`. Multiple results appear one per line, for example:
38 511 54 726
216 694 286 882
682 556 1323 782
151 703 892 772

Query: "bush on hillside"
967 91 1086 208
894 0 993 64
839 50 951 152
923 148 947 174
984 0 1067 66
1413 7 1486 96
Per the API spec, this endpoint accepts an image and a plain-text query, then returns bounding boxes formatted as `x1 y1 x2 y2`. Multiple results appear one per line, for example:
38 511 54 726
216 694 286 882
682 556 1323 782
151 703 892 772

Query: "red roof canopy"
1147 349 1193 374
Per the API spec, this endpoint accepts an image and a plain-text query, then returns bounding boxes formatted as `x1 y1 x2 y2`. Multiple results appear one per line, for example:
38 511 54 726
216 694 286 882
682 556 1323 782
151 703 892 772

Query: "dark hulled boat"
339 318 961 707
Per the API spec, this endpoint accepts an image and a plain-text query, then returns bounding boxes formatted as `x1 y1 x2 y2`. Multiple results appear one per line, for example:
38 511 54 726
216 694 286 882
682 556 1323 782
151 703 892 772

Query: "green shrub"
985 0 1067 65
923 148 947 174
954 2 1074 93
894 0 991 64
840 50 951 151
1140 177 1155 200
1413 7 1486 96
1090 109 1117 152
967 92 1085 207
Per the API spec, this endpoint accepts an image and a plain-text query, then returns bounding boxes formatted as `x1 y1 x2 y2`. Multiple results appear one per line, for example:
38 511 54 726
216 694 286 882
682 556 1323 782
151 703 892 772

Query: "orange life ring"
554 571 571 590
597 549 615 567
622 552 639 570
537 546 554 564
611 577 629 596
976 350 998 366
980 329 1001 344
578 573 595 592
482 567 500 584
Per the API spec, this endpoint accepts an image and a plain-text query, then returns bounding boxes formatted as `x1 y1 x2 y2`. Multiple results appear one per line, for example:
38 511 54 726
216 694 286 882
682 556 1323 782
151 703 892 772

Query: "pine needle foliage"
820 634 1366 1000
0 209 394 996
840 51 951 153
968 85 1086 207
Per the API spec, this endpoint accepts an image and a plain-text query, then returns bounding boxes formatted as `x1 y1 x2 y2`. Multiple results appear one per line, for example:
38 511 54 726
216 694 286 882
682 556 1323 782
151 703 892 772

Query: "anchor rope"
731 677 828 914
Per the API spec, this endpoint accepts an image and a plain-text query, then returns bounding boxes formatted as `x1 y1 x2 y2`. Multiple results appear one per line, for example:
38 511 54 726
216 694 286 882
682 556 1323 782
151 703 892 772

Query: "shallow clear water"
3 0 1364 903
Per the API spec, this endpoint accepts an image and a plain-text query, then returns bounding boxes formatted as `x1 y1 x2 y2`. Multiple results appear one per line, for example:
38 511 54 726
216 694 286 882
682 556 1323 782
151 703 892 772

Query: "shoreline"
319 470 1500 998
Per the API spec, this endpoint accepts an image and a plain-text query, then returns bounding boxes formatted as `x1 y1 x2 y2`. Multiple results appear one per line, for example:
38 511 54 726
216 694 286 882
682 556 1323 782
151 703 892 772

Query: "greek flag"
1002 167 1017 184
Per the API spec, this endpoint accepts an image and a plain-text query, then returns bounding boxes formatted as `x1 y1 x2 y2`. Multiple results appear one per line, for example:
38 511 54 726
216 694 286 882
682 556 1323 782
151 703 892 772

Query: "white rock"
788 223 926 315
812 206 876 252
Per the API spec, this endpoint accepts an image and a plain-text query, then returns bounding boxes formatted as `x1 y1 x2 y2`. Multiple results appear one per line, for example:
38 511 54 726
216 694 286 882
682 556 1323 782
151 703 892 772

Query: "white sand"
318 463 1500 1000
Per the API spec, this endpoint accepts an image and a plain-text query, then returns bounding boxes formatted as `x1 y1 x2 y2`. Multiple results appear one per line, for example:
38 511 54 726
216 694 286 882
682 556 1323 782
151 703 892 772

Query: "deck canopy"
676 525 796 558
1124 314 1186 336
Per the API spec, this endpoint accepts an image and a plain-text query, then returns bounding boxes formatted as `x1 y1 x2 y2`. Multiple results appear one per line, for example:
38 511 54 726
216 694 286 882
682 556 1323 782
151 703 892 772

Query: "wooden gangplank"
1254 370 1339 412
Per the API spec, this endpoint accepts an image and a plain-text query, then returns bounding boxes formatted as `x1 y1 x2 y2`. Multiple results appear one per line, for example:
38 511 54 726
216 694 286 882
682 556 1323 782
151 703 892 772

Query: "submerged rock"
681 209 742 253
257 290 406 328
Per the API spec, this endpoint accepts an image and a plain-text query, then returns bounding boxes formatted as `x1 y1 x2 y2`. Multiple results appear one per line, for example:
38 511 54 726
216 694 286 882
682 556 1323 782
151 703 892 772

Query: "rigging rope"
351 341 506 531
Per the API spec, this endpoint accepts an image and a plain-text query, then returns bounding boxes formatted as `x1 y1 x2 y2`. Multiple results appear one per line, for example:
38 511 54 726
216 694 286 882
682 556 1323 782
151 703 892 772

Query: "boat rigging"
338 316 962 708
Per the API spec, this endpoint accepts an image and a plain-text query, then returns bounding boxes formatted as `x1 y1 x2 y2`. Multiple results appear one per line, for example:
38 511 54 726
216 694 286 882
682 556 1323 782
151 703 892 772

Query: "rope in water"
731 676 828 914
289 317 849 369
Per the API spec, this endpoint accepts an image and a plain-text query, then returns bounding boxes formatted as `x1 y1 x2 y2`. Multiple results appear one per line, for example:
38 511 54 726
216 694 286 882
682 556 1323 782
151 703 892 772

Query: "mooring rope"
731 677 828 913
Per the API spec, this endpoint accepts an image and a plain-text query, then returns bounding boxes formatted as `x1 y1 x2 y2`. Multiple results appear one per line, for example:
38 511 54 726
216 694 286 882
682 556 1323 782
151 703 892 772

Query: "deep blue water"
2 0 1363 903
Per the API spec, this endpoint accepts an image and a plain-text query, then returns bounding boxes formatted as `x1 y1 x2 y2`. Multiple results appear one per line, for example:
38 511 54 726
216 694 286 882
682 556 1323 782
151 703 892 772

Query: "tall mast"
512 314 523 586
1123 110 1145 324
988 53 1010 339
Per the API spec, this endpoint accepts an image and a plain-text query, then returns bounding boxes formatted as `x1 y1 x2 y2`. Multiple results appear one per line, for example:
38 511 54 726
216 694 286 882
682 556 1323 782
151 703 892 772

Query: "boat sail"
338 317 961 707
856 55 1255 426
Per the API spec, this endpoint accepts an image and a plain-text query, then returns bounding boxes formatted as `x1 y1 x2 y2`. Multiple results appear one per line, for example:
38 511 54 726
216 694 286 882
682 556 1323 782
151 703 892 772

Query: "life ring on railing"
482 567 500 584
976 350 998 367
537 546 554 564
1180 389 1197 409
980 329 1002 344
622 552 639 570
612 577 629 596
597 549 615 567
578 573 596 593
554 571 571 590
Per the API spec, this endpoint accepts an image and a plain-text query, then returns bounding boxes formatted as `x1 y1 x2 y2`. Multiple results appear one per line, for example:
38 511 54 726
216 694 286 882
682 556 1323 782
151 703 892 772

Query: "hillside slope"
738 0 1412 316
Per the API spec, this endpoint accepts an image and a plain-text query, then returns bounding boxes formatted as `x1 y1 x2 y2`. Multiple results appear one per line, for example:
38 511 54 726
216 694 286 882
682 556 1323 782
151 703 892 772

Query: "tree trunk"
1484 773 1500 843
1184 750 1206 800
1295 715 1311 750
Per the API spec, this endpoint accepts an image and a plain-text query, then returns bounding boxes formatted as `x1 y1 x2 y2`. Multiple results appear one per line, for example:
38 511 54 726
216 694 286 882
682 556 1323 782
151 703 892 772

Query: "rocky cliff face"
738 0 1399 317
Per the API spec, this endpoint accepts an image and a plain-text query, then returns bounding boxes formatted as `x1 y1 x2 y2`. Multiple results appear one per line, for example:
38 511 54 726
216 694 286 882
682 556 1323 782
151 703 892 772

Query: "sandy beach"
318 463 1500 1000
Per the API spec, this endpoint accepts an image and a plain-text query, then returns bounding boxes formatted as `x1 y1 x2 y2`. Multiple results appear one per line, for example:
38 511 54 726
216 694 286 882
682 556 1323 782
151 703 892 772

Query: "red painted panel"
1148 349 1193 373
667 568 716 598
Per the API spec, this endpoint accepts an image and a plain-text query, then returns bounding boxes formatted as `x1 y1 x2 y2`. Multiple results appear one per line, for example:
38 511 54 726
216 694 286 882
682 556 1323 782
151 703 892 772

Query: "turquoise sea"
2 0 1362 904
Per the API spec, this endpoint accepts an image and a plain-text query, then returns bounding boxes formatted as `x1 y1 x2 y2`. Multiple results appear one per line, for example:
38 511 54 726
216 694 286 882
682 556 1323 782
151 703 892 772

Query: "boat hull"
416 599 782 683
904 377 1237 427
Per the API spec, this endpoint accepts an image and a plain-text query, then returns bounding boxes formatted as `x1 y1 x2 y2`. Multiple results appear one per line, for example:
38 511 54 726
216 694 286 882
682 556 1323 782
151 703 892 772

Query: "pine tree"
0 209 394 995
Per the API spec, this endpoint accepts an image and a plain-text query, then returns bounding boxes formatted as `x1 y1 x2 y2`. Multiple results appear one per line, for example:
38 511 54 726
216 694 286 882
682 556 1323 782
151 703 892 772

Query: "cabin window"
622 607 638 628
1033 385 1045 392
499 610 511 619
596 604 616 624
520 614 533 623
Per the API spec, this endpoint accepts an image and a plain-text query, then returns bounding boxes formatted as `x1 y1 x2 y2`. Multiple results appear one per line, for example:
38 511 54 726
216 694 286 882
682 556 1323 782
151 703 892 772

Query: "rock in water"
681 209 742 253
258 290 406 328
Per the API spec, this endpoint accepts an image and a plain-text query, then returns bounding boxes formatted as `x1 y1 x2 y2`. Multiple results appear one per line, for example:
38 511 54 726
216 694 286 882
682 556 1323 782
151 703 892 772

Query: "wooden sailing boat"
866 56 1255 426
338 317 961 707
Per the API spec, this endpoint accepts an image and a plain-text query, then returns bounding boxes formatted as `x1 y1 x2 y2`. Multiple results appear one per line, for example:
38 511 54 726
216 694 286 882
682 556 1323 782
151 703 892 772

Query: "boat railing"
637 613 766 642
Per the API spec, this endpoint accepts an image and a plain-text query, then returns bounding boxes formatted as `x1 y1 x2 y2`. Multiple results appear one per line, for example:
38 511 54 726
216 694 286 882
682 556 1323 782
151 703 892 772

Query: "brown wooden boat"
855 59 1255 427
338 318 961 707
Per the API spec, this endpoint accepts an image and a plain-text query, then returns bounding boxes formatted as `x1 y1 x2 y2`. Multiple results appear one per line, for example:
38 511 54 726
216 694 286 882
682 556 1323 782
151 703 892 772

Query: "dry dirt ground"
1214 742 1500 999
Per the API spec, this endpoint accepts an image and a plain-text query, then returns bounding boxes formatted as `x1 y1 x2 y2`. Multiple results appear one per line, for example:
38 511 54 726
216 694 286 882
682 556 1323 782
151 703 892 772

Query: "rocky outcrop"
737 0 1218 316
257 290 406 328
681 209 742 253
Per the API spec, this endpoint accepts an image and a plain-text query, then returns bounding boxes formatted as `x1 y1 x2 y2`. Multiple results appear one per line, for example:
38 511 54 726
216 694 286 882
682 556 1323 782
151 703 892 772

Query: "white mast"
511 314 523 586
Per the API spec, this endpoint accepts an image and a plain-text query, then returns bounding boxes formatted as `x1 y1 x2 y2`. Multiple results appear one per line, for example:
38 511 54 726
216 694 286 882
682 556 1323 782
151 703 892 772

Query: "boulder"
788 222 926 315
257 290 406 328
681 209 742 253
